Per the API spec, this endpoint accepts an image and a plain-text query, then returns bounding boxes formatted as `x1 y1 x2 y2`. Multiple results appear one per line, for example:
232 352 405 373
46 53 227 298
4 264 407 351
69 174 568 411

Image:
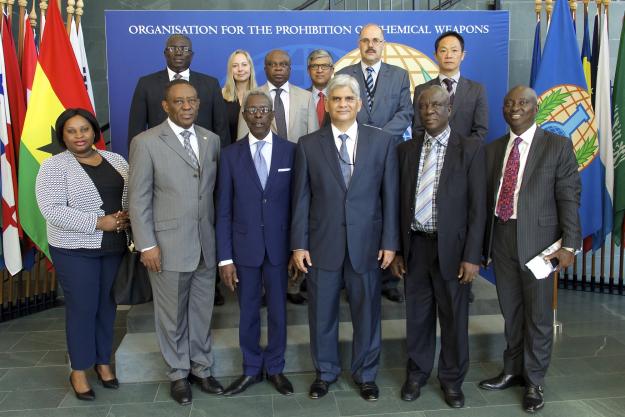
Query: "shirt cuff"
141 245 156 252
218 259 234 266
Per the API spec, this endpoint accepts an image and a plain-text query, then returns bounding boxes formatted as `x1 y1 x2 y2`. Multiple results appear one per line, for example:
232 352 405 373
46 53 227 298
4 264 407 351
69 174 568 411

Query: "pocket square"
278 168 291 172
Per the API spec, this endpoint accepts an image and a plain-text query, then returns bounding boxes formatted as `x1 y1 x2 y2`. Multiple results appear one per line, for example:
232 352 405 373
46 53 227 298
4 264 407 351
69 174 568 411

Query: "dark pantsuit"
307 257 382 384
492 220 554 386
404 234 470 390
236 257 287 376
50 246 122 371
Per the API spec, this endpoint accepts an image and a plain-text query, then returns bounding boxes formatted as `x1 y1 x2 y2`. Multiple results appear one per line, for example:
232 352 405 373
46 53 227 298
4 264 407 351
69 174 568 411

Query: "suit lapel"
491 136 509 205
158 122 198 169
352 65 371 117
264 136 281 195
520 128 547 187
371 63 390 113
196 126 209 171
319 127 347 192
405 136 423 202
240 136 264 192
288 88 297 135
438 131 461 191
450 76 466 120
349 126 371 188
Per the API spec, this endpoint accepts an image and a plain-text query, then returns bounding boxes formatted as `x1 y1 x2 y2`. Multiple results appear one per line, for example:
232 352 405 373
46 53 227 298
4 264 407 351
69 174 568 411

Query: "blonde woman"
222 49 257 142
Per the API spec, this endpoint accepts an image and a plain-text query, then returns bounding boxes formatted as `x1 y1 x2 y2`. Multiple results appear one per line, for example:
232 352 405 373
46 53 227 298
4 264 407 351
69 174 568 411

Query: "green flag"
613 13 625 246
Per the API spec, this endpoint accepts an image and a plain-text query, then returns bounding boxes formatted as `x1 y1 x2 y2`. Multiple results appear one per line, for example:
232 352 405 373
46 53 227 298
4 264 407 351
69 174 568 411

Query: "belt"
411 229 437 239
495 217 517 225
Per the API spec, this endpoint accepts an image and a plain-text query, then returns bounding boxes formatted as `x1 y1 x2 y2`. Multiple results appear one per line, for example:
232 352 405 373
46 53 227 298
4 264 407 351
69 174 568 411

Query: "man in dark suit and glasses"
478 86 581 414
290 74 399 402
307 49 334 129
391 85 486 408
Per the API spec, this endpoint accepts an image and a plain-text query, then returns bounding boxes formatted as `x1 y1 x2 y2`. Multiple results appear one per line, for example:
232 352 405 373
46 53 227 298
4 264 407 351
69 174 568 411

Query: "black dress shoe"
223 374 262 396
287 293 307 305
441 386 465 408
170 378 192 405
382 288 404 303
309 377 336 399
523 384 544 413
479 372 525 391
214 287 225 306
400 380 421 401
267 373 294 395
94 365 119 389
358 381 379 401
69 375 95 401
188 374 224 394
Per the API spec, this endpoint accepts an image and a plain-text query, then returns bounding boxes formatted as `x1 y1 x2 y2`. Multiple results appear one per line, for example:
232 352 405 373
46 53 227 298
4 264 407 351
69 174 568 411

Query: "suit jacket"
128 120 221 272
397 130 486 280
260 83 318 143
128 69 230 147
337 62 413 141
484 127 582 267
291 124 399 274
412 76 488 143
216 134 295 267
306 86 331 129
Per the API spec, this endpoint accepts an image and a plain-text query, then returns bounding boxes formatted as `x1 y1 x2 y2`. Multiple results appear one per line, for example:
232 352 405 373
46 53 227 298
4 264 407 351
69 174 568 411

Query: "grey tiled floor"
1 289 625 416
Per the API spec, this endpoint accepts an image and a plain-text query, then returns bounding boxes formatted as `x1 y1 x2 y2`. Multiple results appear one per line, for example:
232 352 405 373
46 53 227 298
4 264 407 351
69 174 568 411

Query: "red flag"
21 15 37 104
2 16 27 159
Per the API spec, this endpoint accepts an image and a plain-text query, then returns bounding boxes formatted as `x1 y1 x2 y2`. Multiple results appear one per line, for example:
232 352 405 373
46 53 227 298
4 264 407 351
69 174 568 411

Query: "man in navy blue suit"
291 74 399 402
216 90 295 396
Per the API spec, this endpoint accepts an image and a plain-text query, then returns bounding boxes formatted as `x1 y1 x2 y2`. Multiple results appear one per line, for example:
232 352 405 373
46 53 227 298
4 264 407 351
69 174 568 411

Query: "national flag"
590 9 614 251
533 0 603 241
21 14 37 104
612 13 625 246
18 1 104 260
3 15 27 163
0 21 23 275
591 13 600 107
581 5 592 95
74 19 95 109
529 17 541 88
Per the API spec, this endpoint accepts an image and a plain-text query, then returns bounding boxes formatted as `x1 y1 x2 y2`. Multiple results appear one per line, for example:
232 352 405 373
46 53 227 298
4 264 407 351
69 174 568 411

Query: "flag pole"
7 0 15 21
65 0 74 35
18 0 27 65
546 0 553 26
570 0 577 24
536 0 542 21
40 1 47 39
0 1 6 17
29 1 37 32
74 0 82 27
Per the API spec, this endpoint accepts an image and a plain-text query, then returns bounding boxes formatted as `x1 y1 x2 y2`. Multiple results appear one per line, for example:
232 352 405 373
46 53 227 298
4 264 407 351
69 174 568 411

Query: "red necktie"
496 137 523 221
316 91 325 127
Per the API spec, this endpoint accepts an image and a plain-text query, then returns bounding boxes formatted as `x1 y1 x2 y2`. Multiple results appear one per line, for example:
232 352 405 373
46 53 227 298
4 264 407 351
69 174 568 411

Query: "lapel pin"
202 136 208 141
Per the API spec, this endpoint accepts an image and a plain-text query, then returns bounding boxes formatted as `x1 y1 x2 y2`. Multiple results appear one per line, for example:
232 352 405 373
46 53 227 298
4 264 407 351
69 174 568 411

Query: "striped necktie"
180 130 199 169
338 133 352 186
442 78 455 106
414 139 437 226
173 73 182 80
365 66 374 110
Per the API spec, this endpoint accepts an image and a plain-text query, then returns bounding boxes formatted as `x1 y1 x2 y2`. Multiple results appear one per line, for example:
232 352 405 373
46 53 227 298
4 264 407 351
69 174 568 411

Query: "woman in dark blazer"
36 108 129 401
222 49 257 142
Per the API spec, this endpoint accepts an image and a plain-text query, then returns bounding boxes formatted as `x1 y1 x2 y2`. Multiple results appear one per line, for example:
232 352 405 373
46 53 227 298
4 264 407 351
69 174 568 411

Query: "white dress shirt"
361 60 382 86
267 81 291 133
167 118 199 161
438 71 460 95
167 67 190 81
311 86 327 107
495 123 537 220
331 121 358 174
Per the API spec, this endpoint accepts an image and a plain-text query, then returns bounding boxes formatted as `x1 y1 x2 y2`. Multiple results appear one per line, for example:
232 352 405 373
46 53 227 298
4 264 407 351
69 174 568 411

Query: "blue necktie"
414 139 437 226
254 141 269 189
180 130 199 169
338 133 352 187
365 67 374 110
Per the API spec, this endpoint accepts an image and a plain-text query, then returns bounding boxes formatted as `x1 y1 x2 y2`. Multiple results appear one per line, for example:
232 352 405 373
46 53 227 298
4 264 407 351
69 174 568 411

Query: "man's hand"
219 264 238 291
390 255 406 278
288 257 302 281
141 246 161 273
291 250 312 273
378 249 395 270
544 248 575 272
457 261 479 284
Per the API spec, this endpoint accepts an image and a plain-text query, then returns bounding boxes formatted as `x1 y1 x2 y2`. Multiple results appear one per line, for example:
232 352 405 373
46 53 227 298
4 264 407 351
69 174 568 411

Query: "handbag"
113 232 152 305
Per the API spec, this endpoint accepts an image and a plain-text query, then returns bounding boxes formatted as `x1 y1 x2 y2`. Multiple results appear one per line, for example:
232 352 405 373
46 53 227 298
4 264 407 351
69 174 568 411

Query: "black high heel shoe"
94 365 120 389
69 374 96 401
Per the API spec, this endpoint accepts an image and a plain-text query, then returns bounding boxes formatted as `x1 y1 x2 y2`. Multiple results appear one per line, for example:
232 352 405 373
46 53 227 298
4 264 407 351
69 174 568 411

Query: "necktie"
173 73 182 80
496 137 523 221
414 139 437 226
273 88 288 139
180 130 199 169
442 78 455 106
338 134 352 187
365 67 375 111
254 141 269 189
316 91 325 126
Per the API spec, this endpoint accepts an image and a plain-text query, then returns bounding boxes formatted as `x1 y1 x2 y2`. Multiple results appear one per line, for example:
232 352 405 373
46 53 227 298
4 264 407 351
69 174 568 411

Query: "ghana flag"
18 1 104 259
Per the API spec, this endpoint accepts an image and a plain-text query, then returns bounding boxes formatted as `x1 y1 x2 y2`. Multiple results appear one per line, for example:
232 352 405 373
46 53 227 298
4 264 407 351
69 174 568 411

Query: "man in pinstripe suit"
478 86 581 413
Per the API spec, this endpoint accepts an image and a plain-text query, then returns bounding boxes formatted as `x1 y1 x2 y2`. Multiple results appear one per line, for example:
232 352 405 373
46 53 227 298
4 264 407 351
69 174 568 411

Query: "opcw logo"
537 84 599 171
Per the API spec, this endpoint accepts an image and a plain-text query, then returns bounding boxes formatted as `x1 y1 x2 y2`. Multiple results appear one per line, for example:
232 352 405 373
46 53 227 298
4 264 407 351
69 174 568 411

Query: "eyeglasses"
308 64 333 71
165 46 192 54
266 62 290 69
359 38 384 46
244 106 272 114
172 98 199 106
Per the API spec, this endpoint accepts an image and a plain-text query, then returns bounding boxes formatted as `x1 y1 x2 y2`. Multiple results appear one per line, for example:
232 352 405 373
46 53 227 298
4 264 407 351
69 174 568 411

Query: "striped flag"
18 1 104 259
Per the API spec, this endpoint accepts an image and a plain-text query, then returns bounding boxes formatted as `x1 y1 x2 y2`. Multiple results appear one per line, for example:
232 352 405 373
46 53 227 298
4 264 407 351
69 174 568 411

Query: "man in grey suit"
129 79 224 406
478 86 581 414
412 31 488 143
337 23 413 303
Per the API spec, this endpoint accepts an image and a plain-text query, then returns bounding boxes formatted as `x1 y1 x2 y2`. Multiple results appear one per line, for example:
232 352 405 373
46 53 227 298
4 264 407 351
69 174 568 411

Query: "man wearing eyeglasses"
128 34 230 149
291 74 399 402
337 23 413 304
216 90 295 397
306 49 335 128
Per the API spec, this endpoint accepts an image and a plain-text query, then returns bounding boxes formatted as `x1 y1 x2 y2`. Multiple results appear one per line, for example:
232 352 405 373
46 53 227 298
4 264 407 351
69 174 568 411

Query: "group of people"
34 23 581 415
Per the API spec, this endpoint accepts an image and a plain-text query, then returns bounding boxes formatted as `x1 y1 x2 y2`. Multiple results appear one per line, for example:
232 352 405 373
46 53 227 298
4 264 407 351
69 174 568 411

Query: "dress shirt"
438 72 460 96
412 125 451 233
331 121 359 174
495 123 537 220
167 118 199 161
311 86 327 107
167 67 190 81
267 81 291 132
361 60 382 87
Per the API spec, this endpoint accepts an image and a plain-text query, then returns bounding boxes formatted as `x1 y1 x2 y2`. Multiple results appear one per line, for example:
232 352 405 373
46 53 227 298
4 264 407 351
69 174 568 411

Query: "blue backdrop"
105 10 509 156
